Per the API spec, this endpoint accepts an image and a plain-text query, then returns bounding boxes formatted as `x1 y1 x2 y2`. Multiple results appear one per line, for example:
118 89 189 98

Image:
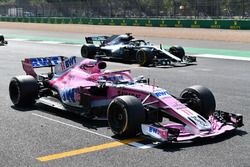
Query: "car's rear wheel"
9 75 39 107
180 85 216 118
0 35 4 42
136 48 153 67
169 46 185 60
81 45 97 59
107 95 145 137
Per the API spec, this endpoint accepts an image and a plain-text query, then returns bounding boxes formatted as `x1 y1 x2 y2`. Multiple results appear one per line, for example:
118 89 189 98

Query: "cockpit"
104 34 134 45
129 40 147 46
102 73 131 84
79 59 107 74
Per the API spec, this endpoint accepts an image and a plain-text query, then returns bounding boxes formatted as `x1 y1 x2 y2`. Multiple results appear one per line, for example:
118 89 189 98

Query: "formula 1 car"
81 33 196 67
9 56 243 142
0 34 8 46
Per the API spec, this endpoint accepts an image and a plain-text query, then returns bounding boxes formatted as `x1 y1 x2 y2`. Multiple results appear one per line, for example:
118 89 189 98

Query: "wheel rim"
137 50 146 65
169 47 184 60
169 48 176 55
182 91 202 113
109 103 127 134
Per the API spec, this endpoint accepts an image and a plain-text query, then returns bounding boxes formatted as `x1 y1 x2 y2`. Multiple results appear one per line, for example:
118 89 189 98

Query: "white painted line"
129 142 155 149
32 113 113 140
74 44 83 47
38 41 63 44
32 113 156 149
195 54 250 61
7 38 28 41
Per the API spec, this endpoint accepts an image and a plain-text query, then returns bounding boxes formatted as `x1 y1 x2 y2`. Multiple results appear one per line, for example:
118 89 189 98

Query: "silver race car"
81 33 196 67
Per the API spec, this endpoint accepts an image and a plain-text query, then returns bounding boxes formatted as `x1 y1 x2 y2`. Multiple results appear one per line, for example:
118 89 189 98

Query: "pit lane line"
32 113 155 161
37 138 143 162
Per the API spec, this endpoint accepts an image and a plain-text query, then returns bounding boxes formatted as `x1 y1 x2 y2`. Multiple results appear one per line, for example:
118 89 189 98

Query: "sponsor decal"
62 88 80 103
149 126 158 134
189 116 207 127
61 56 77 70
31 57 61 67
154 90 169 97
149 126 168 138
117 90 141 98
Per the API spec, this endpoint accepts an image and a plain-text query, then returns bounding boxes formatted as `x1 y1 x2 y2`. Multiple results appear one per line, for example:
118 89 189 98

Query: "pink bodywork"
22 57 241 141
48 58 212 134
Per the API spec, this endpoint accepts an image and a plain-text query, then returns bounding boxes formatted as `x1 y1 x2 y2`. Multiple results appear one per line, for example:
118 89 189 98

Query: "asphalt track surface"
0 29 249 167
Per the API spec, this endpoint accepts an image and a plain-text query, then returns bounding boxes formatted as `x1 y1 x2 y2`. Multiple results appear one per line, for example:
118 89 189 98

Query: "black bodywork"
81 33 196 67
0 35 7 46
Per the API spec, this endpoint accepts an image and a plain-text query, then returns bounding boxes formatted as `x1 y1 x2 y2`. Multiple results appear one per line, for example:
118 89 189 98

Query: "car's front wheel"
180 85 216 118
169 46 185 60
107 95 145 137
9 75 39 107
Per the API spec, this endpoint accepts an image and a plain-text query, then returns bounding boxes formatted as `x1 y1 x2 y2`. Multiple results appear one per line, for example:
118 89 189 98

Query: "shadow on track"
11 103 247 150
11 105 37 112
11 103 109 130
101 58 197 69
155 130 247 152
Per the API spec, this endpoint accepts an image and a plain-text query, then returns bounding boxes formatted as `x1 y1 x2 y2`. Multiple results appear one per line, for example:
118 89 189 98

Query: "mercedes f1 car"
81 33 196 67
9 56 243 142
0 34 8 46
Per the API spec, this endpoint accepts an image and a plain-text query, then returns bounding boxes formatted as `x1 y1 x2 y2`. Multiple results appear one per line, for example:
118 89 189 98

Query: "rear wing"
22 56 64 68
22 56 65 78
85 36 109 44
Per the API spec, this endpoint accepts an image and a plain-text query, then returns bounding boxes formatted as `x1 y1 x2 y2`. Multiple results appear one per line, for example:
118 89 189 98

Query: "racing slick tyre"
0 35 4 42
81 44 97 59
180 85 216 119
0 35 5 45
107 95 145 137
136 48 153 67
169 46 185 60
9 75 39 107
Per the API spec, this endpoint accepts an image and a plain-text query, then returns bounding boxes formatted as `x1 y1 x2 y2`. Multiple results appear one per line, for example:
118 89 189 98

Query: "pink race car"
9 56 243 142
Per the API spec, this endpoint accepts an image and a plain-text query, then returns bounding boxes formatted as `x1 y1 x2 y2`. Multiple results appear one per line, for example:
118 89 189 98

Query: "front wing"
141 110 243 142
150 46 197 66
